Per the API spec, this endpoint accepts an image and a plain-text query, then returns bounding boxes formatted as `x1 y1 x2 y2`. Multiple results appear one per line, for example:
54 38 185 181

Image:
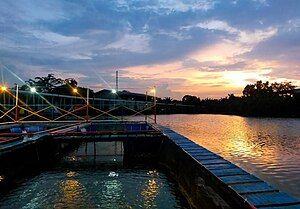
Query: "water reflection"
101 179 123 208
55 171 91 209
157 114 300 198
0 158 188 209
141 170 159 209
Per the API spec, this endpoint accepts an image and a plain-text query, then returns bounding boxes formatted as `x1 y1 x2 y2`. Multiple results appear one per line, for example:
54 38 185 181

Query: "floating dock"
159 126 300 209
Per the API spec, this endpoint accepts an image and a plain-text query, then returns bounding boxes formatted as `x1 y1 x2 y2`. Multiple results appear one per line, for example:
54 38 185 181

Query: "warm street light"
146 86 157 124
111 89 117 94
0 85 7 92
73 88 78 93
150 87 156 94
153 86 157 124
30 87 37 93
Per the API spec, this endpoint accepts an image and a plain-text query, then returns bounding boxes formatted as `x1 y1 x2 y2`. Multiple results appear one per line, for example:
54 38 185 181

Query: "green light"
30 87 37 93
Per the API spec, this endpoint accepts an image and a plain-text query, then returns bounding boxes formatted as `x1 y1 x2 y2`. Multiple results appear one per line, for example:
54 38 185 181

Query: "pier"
159 127 300 209
1 91 300 209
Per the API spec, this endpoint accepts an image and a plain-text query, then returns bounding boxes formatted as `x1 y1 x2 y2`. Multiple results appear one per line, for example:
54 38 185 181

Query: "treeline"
18 74 152 100
180 81 300 117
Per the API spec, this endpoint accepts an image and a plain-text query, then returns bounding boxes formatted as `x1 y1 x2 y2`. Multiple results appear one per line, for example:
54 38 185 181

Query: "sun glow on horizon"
222 70 271 88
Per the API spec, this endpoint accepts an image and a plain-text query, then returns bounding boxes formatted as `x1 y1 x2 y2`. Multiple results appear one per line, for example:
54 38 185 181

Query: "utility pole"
116 70 119 92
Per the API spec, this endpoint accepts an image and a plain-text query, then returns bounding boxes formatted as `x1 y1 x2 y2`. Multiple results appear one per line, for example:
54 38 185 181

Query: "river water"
157 114 300 199
0 142 190 209
1 114 299 208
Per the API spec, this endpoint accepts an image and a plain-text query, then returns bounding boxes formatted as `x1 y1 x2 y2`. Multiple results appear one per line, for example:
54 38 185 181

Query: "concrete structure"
159 127 300 209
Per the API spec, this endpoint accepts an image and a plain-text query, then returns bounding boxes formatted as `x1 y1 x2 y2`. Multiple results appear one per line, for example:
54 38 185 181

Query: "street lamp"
150 87 156 94
1 85 7 109
73 88 78 93
1 85 7 92
148 86 157 124
111 89 117 110
30 87 37 110
30 87 37 93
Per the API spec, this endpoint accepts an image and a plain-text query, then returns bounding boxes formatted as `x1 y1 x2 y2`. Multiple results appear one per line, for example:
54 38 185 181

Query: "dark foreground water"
157 114 300 199
0 142 190 209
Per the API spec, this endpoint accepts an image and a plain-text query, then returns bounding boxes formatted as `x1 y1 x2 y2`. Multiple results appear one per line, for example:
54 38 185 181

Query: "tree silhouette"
182 95 201 105
21 74 63 93
243 80 295 98
64 78 78 88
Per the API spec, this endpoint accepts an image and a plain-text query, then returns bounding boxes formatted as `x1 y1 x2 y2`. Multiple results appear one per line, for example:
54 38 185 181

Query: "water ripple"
157 114 300 198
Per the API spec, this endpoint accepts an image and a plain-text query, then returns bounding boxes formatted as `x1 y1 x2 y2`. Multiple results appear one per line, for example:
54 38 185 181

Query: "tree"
242 80 294 98
161 97 173 104
242 84 255 97
64 78 78 88
182 95 201 105
21 74 63 93
271 81 295 97
228 94 236 100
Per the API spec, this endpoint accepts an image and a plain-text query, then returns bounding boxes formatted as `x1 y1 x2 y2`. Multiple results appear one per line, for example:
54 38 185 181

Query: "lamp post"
150 86 157 124
73 87 78 108
112 88 117 111
1 85 7 109
30 87 37 110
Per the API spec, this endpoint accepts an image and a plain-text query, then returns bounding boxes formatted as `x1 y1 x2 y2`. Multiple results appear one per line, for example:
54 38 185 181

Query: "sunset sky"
1 0 300 99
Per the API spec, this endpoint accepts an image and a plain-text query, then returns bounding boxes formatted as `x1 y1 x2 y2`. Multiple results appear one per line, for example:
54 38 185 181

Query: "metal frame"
0 86 157 124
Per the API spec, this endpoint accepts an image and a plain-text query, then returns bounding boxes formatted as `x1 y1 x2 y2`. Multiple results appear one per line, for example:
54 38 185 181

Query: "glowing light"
150 88 156 94
223 71 268 88
111 89 117 94
30 87 37 93
0 85 7 92
73 88 78 93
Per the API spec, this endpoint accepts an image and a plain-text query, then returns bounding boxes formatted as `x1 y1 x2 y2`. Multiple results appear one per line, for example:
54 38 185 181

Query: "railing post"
86 87 89 121
15 84 19 122
145 91 148 122
3 89 5 109
154 86 157 124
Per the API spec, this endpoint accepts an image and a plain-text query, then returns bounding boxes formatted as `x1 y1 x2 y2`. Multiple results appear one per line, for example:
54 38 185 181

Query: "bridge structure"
0 85 164 153
0 85 159 124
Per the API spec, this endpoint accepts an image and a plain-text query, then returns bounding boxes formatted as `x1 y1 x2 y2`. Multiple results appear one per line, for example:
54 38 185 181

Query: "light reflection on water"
0 169 187 209
0 157 188 209
157 114 300 198
141 170 159 209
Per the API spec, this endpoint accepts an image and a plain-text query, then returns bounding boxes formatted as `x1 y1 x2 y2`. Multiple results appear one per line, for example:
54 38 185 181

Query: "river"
1 114 299 208
157 114 300 199
0 142 190 209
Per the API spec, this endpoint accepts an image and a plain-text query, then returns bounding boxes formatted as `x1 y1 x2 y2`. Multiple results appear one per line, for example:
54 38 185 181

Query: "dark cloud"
0 0 299 98
244 29 300 62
